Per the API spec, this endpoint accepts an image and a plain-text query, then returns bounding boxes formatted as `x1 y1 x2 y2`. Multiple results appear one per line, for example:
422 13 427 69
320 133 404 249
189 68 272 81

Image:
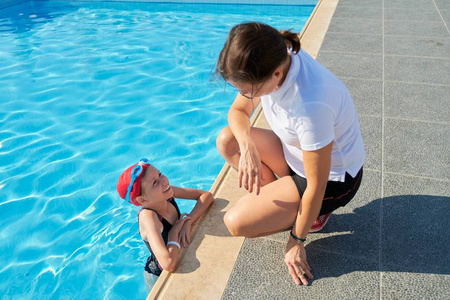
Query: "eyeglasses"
227 81 266 101
125 158 149 203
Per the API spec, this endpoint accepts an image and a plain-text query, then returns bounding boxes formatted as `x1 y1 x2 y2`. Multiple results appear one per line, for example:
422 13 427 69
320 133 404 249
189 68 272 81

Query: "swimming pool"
0 0 315 298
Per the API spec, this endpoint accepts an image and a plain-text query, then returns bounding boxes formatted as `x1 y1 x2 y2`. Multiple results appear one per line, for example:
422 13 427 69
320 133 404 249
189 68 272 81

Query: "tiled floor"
222 0 450 299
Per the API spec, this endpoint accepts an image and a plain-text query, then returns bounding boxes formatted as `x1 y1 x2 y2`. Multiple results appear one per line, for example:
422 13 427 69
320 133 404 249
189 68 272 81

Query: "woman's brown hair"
216 22 301 84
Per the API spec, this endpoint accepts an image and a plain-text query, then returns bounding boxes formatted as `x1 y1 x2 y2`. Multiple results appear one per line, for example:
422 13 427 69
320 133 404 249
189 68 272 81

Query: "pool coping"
148 0 338 298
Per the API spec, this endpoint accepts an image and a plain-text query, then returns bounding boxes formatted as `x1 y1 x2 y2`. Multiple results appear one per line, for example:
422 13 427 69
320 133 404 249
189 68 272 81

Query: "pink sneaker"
310 212 332 233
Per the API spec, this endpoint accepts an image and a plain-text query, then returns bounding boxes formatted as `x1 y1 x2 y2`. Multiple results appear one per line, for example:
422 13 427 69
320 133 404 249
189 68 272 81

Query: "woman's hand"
238 141 263 195
168 213 191 243
284 237 313 285
179 218 193 248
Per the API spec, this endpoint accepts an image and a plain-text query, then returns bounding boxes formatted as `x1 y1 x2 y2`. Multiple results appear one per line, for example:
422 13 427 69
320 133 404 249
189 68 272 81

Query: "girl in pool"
117 158 214 292
215 22 365 285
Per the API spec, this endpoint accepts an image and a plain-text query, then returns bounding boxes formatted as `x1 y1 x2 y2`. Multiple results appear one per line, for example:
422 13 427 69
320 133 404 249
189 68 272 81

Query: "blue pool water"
0 1 314 298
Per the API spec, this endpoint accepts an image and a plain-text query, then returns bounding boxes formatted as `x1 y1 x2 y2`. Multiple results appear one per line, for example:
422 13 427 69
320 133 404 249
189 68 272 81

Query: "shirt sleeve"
296 102 335 151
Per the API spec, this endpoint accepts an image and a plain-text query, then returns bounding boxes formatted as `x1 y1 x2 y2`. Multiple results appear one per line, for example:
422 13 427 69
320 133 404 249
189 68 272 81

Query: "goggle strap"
124 158 149 204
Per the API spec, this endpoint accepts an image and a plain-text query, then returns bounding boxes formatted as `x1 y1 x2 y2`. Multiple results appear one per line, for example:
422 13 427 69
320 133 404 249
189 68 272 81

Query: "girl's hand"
284 237 313 286
179 218 193 248
238 142 263 195
168 213 191 242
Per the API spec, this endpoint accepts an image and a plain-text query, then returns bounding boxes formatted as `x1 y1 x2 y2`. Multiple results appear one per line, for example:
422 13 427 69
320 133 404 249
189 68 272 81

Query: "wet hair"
216 22 301 85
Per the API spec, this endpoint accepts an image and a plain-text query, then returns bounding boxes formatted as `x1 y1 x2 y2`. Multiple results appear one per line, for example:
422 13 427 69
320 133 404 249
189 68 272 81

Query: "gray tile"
222 238 380 300
384 8 443 22
384 56 450 85
382 273 450 300
384 119 450 180
327 18 382 35
333 6 382 19
342 78 382 116
384 0 436 9
338 169 382 212
265 170 382 261
385 36 450 58
383 172 450 197
381 175 450 299
385 20 449 37
440 9 450 24
337 0 381 8
320 33 382 54
359 116 382 171
381 177 450 275
385 82 450 123
435 0 450 10
317 52 382 80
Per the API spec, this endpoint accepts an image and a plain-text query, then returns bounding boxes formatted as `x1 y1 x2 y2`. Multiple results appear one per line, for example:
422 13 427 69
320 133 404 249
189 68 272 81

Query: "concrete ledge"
301 0 339 58
148 1 337 298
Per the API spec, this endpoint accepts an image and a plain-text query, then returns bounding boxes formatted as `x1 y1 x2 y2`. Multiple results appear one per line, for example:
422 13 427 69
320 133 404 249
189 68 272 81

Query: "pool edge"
147 0 338 298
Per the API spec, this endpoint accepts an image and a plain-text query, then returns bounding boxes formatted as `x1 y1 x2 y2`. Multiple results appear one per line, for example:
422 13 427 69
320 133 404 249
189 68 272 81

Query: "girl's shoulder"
139 208 164 234
139 208 162 223
138 209 165 242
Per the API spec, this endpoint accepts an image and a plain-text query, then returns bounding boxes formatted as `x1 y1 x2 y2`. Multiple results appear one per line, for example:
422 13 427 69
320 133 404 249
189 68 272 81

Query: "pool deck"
149 0 450 299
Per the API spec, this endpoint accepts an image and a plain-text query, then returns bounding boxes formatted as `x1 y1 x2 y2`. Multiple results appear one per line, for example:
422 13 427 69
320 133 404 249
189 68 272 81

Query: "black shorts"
291 167 363 216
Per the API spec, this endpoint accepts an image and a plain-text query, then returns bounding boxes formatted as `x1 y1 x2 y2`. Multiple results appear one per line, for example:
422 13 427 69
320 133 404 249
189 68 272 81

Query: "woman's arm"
228 94 260 146
228 95 263 194
140 211 188 272
284 141 333 285
293 142 332 239
172 186 214 247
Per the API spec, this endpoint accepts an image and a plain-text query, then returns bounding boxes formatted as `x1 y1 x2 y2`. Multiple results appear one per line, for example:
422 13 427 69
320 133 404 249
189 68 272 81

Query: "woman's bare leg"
216 126 290 186
224 176 301 237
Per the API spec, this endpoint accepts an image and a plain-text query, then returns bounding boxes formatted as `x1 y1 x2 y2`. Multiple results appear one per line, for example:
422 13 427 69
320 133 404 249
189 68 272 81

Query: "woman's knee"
224 209 246 237
216 126 237 157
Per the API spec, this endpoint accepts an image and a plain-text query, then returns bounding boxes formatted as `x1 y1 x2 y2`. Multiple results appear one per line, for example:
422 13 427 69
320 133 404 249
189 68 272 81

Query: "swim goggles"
125 158 150 203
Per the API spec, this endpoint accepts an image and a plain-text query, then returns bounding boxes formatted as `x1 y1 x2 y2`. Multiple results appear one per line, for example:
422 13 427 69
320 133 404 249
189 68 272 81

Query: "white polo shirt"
260 49 365 182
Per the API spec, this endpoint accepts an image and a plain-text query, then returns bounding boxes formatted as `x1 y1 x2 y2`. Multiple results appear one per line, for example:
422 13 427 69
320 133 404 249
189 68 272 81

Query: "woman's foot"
310 212 332 233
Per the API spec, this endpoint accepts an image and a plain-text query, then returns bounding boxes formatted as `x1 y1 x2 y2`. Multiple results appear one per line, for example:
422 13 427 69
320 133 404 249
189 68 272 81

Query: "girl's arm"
172 186 214 246
172 186 214 223
140 210 189 272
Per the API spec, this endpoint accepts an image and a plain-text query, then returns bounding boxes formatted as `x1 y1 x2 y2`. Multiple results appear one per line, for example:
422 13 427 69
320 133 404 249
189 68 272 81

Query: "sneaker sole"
309 213 332 233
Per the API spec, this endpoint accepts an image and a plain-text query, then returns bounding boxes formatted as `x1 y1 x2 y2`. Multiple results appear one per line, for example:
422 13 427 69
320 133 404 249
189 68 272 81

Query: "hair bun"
280 29 301 54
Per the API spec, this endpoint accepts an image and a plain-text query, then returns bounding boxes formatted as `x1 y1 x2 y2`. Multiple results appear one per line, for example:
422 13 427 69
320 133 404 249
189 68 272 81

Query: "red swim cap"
117 160 150 206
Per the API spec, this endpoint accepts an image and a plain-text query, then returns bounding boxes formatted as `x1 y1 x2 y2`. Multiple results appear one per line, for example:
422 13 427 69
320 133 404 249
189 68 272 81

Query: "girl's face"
139 165 174 204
